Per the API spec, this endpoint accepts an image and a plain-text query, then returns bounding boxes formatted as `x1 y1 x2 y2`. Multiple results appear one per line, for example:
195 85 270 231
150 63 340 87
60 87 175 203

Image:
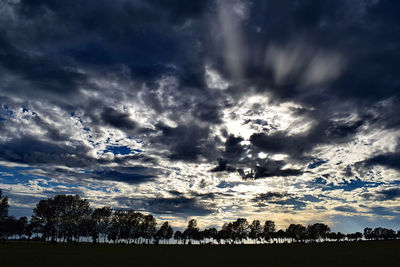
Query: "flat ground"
0 240 399 267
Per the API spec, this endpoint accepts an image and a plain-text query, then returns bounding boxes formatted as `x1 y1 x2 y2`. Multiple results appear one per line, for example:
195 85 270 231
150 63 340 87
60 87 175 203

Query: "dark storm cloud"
211 133 305 178
252 192 307 210
0 131 159 184
146 197 215 217
210 158 236 173
1 0 400 188
0 135 93 167
334 205 358 213
101 107 137 130
0 33 86 97
362 188 400 201
191 103 222 124
237 163 303 180
210 135 245 172
356 139 400 176
228 0 400 106
235 160 303 179
152 122 219 162
93 167 159 184
253 165 302 179
252 192 289 202
361 152 400 171
115 196 215 217
11 0 212 87
368 206 400 217
250 119 364 158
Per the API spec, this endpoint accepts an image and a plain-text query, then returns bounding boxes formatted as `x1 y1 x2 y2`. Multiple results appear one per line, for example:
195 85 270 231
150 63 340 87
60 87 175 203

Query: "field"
1 240 399 266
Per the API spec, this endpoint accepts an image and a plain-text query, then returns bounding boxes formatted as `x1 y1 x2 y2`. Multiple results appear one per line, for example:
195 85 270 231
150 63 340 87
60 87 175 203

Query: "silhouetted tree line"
1 192 400 244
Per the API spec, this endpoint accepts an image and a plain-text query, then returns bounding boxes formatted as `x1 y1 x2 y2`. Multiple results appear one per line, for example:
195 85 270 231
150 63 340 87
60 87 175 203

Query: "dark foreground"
1 240 399 267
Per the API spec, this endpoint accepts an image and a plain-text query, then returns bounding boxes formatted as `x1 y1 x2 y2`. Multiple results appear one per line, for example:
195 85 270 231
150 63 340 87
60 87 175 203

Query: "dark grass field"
1 240 399 267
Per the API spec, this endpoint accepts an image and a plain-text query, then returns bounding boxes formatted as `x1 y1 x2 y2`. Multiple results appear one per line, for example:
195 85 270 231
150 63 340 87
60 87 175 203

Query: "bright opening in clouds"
0 0 400 231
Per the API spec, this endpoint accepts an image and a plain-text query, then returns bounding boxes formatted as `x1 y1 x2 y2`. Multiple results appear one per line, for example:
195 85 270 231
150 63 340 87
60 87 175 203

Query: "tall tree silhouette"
249 220 262 243
231 218 249 244
14 216 28 239
286 224 306 242
364 227 373 240
219 223 232 244
263 220 276 243
173 230 183 244
0 190 9 241
31 195 91 243
201 227 217 244
141 214 157 244
184 219 199 244
0 190 8 220
155 221 173 244
307 223 330 242
91 206 112 243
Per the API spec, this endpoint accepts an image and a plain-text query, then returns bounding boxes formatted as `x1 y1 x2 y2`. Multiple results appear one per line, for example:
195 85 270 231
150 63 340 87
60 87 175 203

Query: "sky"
0 0 400 233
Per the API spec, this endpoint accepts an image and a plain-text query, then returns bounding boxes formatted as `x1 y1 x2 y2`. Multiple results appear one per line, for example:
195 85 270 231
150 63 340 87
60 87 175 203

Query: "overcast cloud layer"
1 0 400 232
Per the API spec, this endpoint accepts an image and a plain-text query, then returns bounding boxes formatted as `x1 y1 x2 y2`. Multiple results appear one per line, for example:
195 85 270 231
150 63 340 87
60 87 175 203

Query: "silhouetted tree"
208 227 218 244
15 216 28 239
231 218 249 244
174 230 183 244
155 221 173 244
24 220 36 240
0 190 8 220
249 220 262 243
371 227 397 240
1 216 17 240
346 232 363 241
263 220 276 243
201 227 217 244
337 232 346 241
0 190 10 241
286 224 306 242
165 224 174 244
328 232 337 241
364 227 373 240
184 219 199 244
307 223 330 242
108 210 131 242
219 223 233 244
32 195 91 243
91 206 112 243
141 214 156 244
274 229 286 243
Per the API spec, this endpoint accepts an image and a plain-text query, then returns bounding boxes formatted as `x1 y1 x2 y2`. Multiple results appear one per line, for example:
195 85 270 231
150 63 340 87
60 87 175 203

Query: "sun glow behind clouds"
221 94 310 139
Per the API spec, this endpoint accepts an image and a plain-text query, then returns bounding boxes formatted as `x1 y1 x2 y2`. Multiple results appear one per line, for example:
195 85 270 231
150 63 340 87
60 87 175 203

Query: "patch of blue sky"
0 165 100 192
0 165 35 183
1 105 15 119
308 159 328 169
272 199 307 210
312 177 383 192
216 181 241 189
301 195 322 202
105 145 132 155
390 180 400 185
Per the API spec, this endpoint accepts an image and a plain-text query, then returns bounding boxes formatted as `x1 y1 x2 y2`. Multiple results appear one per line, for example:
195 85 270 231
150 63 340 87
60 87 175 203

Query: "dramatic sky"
1 0 400 232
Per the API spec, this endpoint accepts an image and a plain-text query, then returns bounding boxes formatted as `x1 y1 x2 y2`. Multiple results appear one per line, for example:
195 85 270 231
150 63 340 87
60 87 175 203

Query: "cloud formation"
1 0 400 231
